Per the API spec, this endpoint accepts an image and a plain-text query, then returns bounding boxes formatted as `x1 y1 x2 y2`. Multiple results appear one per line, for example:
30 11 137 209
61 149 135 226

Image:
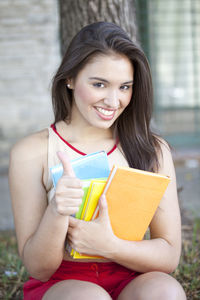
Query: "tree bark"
59 0 138 55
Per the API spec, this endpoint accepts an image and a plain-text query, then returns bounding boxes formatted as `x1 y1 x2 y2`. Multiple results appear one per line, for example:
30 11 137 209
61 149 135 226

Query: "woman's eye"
120 85 130 90
93 82 105 88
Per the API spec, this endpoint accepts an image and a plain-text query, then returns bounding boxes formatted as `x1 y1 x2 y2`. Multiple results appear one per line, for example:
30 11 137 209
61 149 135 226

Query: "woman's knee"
70 280 112 300
144 272 186 300
42 279 112 300
117 271 186 300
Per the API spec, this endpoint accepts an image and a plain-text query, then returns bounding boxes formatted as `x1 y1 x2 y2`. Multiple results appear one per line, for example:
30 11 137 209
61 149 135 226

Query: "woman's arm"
68 141 182 273
9 132 83 281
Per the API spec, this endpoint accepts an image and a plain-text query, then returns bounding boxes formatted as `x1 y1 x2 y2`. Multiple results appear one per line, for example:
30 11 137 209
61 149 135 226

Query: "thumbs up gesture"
52 151 84 216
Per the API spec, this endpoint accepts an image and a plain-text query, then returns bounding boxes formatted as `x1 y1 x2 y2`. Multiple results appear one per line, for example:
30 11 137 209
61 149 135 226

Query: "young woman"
9 22 186 300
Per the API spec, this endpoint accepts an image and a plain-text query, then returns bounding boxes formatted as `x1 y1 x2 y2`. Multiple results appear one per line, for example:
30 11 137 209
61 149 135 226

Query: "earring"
67 84 70 88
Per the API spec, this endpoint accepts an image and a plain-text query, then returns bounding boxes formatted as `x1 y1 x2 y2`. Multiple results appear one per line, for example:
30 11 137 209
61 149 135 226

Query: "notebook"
102 165 171 241
50 151 110 186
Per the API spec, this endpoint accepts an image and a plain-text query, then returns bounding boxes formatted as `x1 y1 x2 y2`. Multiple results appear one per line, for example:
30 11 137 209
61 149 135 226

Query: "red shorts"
23 260 140 299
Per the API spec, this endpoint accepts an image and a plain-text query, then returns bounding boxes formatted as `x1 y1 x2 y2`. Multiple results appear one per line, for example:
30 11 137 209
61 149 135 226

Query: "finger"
58 176 83 188
68 240 76 251
66 236 73 248
57 151 75 177
56 187 84 198
56 197 82 207
56 206 79 216
69 216 79 227
67 229 75 240
99 195 108 209
67 230 73 239
98 195 109 220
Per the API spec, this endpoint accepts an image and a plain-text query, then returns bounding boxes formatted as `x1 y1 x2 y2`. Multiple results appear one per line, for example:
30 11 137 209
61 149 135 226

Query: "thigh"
42 279 112 300
117 271 186 300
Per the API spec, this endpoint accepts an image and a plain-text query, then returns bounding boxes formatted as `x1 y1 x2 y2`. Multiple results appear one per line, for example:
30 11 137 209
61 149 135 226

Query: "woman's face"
69 53 134 129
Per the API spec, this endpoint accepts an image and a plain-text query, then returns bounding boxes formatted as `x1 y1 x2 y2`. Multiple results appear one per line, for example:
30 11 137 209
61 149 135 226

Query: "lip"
94 106 116 120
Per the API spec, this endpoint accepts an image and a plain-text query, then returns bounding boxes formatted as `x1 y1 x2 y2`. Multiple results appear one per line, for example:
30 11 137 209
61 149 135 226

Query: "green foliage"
0 231 28 299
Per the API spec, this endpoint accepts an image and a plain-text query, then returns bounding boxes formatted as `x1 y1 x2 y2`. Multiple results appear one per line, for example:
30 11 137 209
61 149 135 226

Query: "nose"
103 89 120 108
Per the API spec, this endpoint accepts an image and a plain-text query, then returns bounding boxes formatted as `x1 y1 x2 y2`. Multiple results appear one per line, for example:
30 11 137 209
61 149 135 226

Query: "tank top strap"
50 123 118 156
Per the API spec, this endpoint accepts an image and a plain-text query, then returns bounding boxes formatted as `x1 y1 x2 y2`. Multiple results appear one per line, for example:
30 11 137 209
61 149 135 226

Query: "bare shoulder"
9 128 49 191
156 136 171 156
10 129 48 161
156 137 174 176
10 129 48 152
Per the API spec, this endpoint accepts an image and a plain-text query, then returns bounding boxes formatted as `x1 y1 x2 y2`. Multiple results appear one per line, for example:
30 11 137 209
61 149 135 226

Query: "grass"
0 232 28 300
173 217 200 299
0 217 199 299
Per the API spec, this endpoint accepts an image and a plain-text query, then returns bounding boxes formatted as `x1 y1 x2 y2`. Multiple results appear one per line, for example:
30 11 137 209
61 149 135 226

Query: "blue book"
50 151 110 188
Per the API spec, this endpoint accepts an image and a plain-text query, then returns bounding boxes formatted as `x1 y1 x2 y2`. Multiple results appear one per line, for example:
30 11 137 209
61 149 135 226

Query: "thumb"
98 195 109 221
57 151 75 177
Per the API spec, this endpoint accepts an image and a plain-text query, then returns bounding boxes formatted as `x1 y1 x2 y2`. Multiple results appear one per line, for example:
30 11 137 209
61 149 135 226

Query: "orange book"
102 165 171 241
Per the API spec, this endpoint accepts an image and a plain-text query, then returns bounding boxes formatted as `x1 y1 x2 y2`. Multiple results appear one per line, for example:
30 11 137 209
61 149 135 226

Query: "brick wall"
0 0 61 170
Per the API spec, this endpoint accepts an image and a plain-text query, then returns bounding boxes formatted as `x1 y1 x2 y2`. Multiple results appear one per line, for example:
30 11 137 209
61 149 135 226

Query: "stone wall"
0 0 61 170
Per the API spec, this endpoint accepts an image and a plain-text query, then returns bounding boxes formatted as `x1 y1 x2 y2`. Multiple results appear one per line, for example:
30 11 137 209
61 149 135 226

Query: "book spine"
102 165 117 195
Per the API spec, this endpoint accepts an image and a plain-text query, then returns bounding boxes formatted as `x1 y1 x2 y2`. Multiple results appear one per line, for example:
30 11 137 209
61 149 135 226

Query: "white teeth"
96 107 114 116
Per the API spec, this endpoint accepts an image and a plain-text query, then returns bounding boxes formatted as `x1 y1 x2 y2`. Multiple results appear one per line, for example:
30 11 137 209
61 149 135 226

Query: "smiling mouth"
94 106 117 121
95 107 116 116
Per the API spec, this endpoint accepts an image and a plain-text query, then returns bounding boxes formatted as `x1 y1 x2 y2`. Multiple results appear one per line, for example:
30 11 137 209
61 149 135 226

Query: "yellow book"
81 180 106 221
75 180 91 219
69 180 91 257
72 179 106 259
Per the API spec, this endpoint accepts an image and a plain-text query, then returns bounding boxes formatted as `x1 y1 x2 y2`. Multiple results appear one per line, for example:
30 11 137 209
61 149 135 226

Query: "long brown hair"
52 22 162 172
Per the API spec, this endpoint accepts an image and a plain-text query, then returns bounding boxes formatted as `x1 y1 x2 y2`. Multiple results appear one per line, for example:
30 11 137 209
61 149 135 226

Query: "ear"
66 79 74 89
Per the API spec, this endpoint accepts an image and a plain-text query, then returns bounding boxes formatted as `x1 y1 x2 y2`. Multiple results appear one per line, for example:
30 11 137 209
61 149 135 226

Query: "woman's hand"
50 151 84 217
67 195 118 258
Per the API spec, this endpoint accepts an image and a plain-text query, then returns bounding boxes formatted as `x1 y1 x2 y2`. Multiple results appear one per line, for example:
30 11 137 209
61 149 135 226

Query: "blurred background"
0 0 200 230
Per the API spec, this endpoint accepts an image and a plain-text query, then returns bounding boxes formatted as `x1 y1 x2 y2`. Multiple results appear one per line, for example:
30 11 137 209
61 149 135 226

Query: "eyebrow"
88 77 133 84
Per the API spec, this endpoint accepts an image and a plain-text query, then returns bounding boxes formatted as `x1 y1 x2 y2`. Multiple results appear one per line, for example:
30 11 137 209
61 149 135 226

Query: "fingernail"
101 195 106 203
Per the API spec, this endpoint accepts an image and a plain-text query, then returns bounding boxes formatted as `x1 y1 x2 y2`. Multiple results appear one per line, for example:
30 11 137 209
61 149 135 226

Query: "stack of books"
50 151 170 259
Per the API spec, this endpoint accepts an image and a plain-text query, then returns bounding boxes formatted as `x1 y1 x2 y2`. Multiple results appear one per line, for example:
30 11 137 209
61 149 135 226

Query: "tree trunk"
59 0 138 55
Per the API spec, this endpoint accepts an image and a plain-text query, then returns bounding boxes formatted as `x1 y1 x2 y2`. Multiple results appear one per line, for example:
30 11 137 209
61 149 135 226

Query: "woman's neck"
64 103 114 143
65 118 113 143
